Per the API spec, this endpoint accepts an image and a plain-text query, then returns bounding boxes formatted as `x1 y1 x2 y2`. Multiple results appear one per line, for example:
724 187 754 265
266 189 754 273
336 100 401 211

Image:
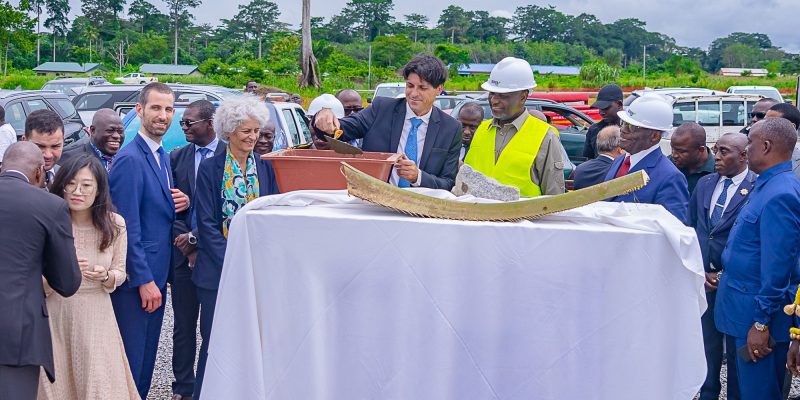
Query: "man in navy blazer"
168 100 222 400
109 83 190 399
603 96 689 223
313 54 462 190
716 118 800 400
689 133 753 400
574 125 623 190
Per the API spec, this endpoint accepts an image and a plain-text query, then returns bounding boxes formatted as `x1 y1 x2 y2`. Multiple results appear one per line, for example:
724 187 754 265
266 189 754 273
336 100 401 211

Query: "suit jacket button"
709 235 714 240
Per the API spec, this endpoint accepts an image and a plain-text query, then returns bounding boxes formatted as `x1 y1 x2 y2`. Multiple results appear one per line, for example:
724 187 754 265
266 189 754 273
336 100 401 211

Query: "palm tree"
299 0 320 88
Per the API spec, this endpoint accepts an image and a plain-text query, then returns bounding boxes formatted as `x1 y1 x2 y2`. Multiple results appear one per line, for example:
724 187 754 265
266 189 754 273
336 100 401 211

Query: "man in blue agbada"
714 117 800 400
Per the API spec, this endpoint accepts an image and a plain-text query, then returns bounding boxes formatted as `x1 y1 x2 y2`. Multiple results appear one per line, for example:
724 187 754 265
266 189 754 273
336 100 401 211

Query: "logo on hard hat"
491 79 501 85
627 109 635 117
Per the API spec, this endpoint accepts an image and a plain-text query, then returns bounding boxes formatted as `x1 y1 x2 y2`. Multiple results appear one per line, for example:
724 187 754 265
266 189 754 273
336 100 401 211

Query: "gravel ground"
146 289 800 400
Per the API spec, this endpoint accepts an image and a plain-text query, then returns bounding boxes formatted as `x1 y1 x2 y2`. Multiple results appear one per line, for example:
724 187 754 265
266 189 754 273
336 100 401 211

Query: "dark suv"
0 90 86 145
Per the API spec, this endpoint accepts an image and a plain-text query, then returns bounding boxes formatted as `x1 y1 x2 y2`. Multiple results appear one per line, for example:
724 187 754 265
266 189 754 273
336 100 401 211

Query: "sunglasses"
750 112 766 119
179 118 210 128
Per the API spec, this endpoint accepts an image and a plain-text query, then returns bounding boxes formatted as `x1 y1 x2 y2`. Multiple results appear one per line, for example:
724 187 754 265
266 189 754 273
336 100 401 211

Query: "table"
201 190 708 400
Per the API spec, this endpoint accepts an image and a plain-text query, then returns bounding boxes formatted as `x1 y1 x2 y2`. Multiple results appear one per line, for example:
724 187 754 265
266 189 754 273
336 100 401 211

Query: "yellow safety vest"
464 115 551 198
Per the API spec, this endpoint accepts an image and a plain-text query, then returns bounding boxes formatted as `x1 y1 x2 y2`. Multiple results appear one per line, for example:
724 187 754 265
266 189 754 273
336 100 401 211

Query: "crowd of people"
1 52 800 400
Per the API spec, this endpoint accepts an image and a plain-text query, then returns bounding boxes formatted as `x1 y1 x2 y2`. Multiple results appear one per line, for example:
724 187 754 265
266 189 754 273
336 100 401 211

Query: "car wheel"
140 81 146 84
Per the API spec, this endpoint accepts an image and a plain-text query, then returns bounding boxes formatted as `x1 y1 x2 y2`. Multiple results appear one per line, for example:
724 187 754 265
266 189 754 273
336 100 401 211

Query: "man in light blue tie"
313 54 463 190
688 132 754 400
168 99 222 400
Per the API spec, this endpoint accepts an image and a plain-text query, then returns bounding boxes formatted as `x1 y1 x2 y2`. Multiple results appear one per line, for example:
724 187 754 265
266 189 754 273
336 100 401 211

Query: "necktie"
399 117 423 188
44 169 54 191
615 155 631 178
196 147 212 179
156 147 170 188
710 178 734 226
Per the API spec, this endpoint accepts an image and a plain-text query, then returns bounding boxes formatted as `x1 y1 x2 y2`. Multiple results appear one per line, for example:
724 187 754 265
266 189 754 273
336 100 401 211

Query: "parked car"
624 87 719 107
40 76 108 99
0 89 85 145
73 83 243 125
369 82 405 102
726 85 785 103
433 95 468 113
115 73 158 84
120 101 310 153
666 93 764 144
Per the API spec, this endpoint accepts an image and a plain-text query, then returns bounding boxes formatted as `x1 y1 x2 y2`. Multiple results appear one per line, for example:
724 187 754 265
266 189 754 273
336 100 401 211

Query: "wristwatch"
754 322 768 332
188 232 197 245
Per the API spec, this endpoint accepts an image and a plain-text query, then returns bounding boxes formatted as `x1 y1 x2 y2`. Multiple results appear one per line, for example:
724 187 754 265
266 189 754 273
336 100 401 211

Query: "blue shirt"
715 160 800 339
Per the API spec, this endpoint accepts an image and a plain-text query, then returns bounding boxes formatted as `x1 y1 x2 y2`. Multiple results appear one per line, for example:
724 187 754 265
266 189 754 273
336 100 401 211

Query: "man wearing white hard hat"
602 95 689 223
464 57 565 197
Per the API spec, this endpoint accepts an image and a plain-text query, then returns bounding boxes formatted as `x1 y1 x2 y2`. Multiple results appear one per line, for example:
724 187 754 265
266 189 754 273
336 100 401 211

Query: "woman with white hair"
191 95 279 397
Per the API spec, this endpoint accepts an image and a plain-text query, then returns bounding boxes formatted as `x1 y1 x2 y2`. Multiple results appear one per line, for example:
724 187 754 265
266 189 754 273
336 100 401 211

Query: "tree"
44 0 69 61
233 0 280 59
512 5 570 42
437 5 470 44
341 0 394 41
0 1 34 75
129 0 165 34
165 0 201 65
466 11 507 43
404 13 427 43
372 35 413 67
299 0 320 88
602 48 623 67
27 0 44 64
434 43 469 75
721 43 761 68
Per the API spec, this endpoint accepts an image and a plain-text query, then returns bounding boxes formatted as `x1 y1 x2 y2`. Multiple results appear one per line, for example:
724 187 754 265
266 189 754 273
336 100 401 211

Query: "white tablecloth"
201 190 707 400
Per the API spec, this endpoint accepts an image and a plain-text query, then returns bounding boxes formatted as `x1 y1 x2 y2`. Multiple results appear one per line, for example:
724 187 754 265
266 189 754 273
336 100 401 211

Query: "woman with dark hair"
38 154 139 400
192 95 279 397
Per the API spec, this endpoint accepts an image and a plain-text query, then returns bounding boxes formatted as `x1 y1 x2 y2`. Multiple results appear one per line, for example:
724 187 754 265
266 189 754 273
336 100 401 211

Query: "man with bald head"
336 89 364 117
574 125 623 189
671 122 715 194
0 141 81 399
457 102 484 160
715 118 800 400
689 132 753 400
60 108 124 171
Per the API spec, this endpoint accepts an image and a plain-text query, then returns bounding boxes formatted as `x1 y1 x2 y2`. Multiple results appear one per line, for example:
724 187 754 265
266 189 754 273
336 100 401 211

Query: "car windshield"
374 86 405 98
41 82 85 96
122 108 188 152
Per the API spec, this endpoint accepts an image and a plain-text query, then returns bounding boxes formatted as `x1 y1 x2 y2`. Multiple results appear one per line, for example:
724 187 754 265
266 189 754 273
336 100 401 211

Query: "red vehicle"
529 92 602 122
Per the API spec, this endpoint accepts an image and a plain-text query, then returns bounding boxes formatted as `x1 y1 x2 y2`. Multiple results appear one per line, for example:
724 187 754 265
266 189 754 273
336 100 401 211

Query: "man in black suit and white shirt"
573 125 623 190
0 141 81 399
314 54 462 190
168 100 223 400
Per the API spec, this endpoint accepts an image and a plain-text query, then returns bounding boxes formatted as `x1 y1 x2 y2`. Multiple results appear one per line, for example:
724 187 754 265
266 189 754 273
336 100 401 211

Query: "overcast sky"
31 0 800 53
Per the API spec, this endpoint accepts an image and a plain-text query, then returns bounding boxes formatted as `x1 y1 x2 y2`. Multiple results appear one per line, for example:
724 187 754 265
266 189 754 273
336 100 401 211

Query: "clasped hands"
77 257 108 282
313 108 420 183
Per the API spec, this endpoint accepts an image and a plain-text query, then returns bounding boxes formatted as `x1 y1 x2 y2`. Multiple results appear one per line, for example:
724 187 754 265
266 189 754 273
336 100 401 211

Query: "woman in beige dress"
38 154 139 400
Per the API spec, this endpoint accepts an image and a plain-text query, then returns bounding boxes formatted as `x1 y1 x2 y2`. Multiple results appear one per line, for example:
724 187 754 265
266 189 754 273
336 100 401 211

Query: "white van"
666 93 765 144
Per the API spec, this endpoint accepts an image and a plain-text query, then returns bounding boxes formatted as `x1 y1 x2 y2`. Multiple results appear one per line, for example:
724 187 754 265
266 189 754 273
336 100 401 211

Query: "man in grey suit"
0 142 81 399
573 125 623 189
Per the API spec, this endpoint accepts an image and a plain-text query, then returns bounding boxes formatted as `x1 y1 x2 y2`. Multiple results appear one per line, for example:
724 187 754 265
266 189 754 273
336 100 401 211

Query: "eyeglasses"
621 121 641 132
179 119 210 128
344 106 364 114
65 182 97 195
750 112 766 119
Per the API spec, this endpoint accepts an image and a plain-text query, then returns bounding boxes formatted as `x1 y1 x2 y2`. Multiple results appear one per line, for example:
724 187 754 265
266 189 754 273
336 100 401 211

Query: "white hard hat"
481 57 537 93
307 94 345 119
617 95 673 132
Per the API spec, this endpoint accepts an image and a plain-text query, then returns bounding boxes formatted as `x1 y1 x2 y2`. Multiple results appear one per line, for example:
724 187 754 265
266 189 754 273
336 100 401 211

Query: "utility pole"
367 45 372 89
642 45 647 82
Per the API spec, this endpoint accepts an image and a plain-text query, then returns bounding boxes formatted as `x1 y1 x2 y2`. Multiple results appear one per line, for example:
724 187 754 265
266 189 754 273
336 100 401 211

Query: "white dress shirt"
138 131 170 186
628 142 662 169
708 168 749 220
0 123 16 162
390 103 432 187
194 138 219 178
